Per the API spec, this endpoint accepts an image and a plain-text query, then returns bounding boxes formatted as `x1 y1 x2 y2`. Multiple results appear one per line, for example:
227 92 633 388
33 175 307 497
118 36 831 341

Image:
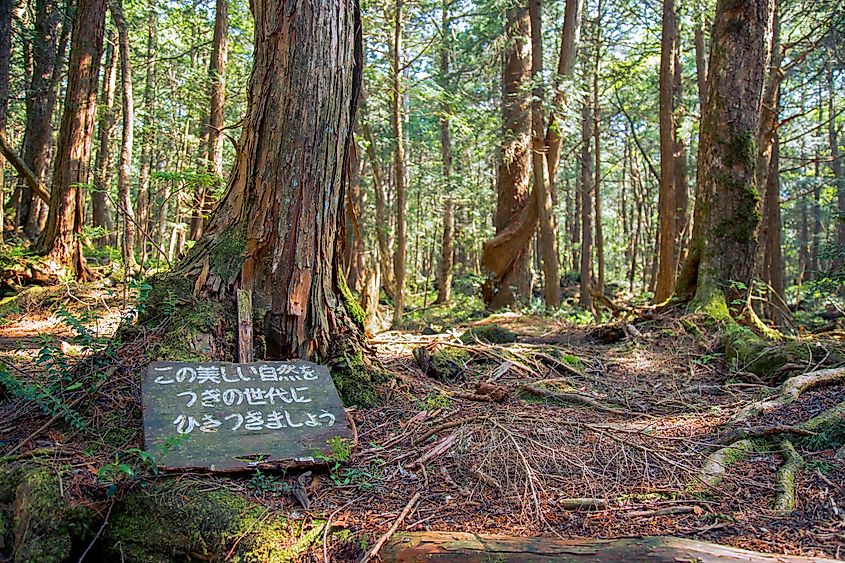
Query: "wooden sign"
142 361 352 471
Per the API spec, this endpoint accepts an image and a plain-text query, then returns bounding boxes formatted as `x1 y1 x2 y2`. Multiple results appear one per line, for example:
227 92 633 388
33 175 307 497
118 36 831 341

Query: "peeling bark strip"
176 0 362 359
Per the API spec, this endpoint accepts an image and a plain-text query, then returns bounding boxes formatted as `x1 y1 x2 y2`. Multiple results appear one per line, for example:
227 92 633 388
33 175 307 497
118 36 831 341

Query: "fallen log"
382 532 838 562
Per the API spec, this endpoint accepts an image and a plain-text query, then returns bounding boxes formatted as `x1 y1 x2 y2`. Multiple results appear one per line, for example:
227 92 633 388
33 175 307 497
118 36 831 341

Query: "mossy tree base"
0 466 360 563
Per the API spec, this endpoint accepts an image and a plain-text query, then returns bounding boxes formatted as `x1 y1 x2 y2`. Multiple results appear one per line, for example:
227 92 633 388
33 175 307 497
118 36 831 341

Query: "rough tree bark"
655 0 677 302
675 0 774 313
17 0 63 240
435 0 454 305
189 0 228 241
0 0 11 232
483 0 581 308
484 4 532 309
390 0 407 325
160 0 364 362
343 129 366 292
36 0 108 279
110 0 138 271
91 33 117 247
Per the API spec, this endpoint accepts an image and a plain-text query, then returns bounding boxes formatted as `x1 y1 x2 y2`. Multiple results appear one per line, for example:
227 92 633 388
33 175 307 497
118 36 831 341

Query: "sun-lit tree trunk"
189 0 228 241
172 0 363 360
579 96 593 309
435 0 454 305
110 0 138 271
655 0 677 302
18 0 64 240
676 0 774 311
528 0 560 308
694 12 708 108
37 0 108 279
390 0 407 325
91 33 117 248
485 4 532 309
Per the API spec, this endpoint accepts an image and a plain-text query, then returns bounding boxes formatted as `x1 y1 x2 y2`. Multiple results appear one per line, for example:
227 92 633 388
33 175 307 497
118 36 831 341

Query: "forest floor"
1 282 844 561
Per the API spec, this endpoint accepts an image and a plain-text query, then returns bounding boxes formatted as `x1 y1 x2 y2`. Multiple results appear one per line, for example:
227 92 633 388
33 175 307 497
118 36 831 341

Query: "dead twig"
359 492 421 563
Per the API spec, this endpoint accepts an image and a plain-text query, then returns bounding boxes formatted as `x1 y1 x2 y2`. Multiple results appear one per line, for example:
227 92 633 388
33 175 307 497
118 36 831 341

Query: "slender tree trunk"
798 193 809 283
811 161 821 278
110 0 138 271
485 4 532 309
0 0 11 236
655 0 677 302
678 0 774 310
172 0 363 360
694 12 708 108
137 2 157 264
828 67 844 261
390 0 407 325
37 0 108 279
344 132 365 292
435 0 454 305
91 32 117 247
763 132 784 323
190 0 228 241
673 44 689 265
528 0 560 307
579 96 593 309
361 112 396 298
592 8 604 294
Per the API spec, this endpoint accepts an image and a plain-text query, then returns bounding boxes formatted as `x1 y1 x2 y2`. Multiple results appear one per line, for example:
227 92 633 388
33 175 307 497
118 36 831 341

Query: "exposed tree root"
696 439 758 490
773 439 803 513
730 366 845 424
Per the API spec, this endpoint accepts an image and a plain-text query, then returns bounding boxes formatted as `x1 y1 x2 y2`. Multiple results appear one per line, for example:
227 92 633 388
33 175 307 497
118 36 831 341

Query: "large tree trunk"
170 0 363 360
655 0 677 302
677 0 774 312
528 0 560 308
484 4 532 309
18 0 63 240
189 0 228 241
435 0 454 305
390 0 407 325
37 0 108 279
110 0 138 271
91 32 117 248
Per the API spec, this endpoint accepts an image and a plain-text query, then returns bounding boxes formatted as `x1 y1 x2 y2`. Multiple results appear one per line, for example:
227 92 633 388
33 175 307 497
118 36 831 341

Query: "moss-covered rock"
460 324 518 345
98 481 355 563
1 465 95 563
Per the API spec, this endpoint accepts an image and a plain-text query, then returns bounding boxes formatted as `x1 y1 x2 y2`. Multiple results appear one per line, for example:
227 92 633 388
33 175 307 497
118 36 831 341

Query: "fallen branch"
0 131 51 203
717 424 816 445
359 491 421 563
519 384 636 416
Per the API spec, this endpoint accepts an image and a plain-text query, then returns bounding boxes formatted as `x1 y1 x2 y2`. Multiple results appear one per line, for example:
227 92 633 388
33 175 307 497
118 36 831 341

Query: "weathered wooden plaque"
142 361 352 471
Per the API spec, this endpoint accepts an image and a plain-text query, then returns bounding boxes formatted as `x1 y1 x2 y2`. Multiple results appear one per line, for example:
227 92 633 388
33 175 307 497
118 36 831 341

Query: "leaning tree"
138 0 372 396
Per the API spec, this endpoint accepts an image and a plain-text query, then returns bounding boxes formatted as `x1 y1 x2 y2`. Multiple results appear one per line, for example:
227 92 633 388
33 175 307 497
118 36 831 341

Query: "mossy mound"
0 465 96 563
328 340 389 408
460 324 518 345
413 345 471 382
722 324 843 383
